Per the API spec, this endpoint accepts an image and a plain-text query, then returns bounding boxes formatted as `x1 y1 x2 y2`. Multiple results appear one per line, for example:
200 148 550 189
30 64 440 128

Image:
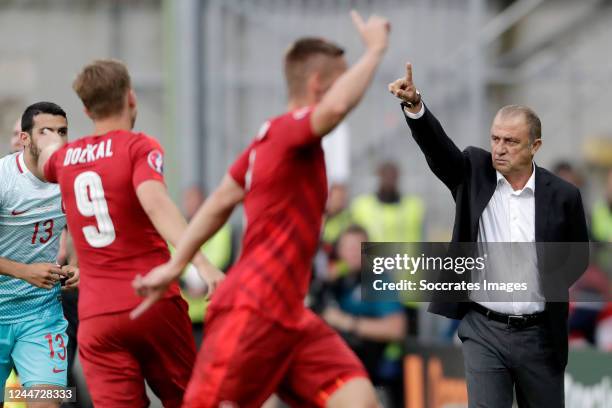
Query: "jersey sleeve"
43 148 62 183
228 143 253 188
277 106 317 149
130 135 166 190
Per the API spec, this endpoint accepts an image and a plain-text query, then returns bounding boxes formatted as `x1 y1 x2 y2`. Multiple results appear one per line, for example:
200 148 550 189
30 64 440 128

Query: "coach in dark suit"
389 63 589 407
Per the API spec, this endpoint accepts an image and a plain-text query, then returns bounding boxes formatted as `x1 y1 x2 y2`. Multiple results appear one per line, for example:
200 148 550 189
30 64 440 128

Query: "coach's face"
490 114 540 176
24 114 68 160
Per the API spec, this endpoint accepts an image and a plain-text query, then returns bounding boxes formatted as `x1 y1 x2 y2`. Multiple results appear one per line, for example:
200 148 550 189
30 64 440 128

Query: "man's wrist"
10 263 26 280
365 47 386 59
167 258 187 278
402 100 425 119
346 315 360 334
401 89 422 108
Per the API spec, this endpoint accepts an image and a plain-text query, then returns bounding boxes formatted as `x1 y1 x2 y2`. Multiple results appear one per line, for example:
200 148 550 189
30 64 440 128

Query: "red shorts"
183 307 367 408
78 297 196 408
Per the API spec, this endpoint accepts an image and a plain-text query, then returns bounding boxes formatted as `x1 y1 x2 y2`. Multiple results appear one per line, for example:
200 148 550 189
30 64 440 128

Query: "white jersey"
0 152 66 323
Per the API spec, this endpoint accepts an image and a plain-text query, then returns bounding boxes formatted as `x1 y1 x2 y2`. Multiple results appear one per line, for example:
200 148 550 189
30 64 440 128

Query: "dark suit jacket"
403 104 589 366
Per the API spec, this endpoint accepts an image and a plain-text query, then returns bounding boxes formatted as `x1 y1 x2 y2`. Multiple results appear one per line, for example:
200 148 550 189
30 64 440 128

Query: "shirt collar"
496 163 536 194
17 152 30 175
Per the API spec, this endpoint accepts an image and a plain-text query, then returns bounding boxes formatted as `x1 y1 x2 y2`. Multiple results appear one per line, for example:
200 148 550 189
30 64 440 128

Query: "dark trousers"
457 309 564 408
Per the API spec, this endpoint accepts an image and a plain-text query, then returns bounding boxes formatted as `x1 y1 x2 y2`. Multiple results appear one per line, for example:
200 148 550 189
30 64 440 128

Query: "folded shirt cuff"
401 102 426 119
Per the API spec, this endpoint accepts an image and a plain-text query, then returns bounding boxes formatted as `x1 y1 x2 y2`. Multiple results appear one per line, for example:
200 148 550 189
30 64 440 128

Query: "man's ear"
531 138 542 156
127 89 137 108
19 131 31 147
307 72 322 97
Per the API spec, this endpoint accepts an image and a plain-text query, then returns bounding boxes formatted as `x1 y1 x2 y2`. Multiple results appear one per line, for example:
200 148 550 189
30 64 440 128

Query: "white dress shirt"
405 104 544 314
476 167 545 314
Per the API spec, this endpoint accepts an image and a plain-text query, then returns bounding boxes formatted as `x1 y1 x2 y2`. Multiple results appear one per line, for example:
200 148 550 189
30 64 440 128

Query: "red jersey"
44 131 181 320
211 107 327 327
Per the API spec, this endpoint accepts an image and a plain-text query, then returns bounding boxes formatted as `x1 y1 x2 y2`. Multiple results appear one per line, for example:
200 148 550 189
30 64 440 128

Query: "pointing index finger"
405 62 413 84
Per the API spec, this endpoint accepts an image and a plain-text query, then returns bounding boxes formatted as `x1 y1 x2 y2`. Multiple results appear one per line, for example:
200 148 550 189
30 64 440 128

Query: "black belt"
471 302 545 329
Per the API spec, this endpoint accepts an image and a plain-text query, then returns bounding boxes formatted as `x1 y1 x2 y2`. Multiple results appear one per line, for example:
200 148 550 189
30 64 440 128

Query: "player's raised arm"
169 174 243 274
131 174 243 319
310 10 389 137
36 128 65 181
135 180 226 289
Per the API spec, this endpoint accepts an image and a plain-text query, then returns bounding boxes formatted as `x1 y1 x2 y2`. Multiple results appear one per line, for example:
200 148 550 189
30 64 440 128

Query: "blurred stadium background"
1 1 611 407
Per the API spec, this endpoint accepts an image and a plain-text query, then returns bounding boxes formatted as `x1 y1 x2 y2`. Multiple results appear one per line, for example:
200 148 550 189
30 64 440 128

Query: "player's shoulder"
127 132 164 150
0 152 14 168
0 152 18 177
0 153 20 196
274 106 313 125
258 107 313 140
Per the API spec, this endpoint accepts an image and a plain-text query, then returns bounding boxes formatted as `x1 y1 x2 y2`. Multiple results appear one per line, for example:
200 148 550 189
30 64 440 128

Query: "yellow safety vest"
350 194 425 242
322 209 353 245
351 194 425 308
592 201 612 242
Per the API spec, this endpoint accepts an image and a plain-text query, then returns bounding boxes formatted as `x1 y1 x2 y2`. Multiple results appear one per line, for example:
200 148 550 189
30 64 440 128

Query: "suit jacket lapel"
535 164 552 242
471 159 497 240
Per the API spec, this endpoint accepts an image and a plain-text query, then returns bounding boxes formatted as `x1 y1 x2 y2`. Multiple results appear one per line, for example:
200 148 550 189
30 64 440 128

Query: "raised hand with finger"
388 62 422 112
350 10 390 55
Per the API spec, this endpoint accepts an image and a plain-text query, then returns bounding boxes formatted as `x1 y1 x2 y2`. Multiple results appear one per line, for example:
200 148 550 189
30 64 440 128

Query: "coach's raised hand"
388 62 422 113
351 10 390 54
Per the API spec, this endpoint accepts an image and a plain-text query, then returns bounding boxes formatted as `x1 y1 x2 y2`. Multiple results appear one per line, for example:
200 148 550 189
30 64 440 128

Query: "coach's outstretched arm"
310 11 389 137
388 63 466 193
131 174 244 318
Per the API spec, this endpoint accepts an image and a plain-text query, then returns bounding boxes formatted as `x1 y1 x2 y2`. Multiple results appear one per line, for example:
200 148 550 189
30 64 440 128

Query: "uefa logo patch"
147 150 164 174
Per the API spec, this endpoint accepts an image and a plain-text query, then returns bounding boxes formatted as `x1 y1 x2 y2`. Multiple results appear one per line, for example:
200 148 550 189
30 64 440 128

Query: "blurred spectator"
183 184 205 221
553 160 584 189
176 185 233 347
9 117 22 153
351 161 424 242
322 183 352 248
591 168 612 242
567 167 612 350
351 161 425 335
321 225 406 407
595 303 612 351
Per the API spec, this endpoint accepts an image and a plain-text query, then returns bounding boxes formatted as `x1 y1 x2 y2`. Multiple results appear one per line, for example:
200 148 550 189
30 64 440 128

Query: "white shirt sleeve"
403 103 426 119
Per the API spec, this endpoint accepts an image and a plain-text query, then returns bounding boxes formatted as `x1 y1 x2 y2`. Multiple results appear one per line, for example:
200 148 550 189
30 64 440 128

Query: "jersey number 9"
74 171 116 248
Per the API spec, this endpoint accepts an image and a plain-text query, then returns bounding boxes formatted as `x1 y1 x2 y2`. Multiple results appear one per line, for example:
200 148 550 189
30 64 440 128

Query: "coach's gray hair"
496 105 542 142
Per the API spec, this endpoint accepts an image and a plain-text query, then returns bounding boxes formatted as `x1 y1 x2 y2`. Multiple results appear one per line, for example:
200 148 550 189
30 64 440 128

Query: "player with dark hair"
0 102 79 408
134 11 389 408
36 59 224 408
